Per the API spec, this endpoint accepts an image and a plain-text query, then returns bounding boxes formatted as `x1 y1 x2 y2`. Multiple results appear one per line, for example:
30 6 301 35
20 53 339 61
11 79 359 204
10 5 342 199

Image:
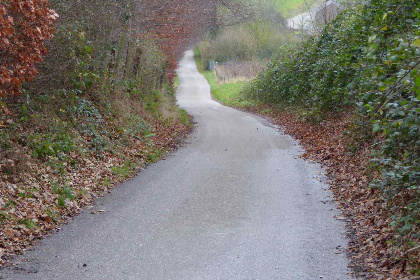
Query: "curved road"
2 51 350 279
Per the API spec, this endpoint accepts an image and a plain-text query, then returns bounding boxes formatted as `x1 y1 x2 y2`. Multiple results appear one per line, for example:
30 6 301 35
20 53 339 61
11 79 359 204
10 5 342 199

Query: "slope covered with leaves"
0 0 205 265
240 0 419 277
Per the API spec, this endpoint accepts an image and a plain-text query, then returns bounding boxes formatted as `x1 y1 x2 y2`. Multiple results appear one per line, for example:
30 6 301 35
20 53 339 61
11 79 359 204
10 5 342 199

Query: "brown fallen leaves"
240 105 419 279
0 112 191 267
1 97 418 278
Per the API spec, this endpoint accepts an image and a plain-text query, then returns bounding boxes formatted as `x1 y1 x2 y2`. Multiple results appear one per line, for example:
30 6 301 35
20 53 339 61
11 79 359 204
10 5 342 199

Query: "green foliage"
143 90 163 116
73 98 110 154
244 7 365 112
65 27 99 92
356 0 419 235
123 114 151 140
246 0 419 235
0 129 12 150
102 177 113 188
0 211 11 225
28 122 74 159
145 148 165 164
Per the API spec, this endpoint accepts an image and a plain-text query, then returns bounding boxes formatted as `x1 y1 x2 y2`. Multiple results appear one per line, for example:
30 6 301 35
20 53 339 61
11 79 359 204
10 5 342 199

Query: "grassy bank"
194 47 252 108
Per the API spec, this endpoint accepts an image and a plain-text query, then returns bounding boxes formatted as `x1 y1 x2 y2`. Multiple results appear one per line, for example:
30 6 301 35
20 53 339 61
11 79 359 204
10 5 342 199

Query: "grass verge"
193 47 253 108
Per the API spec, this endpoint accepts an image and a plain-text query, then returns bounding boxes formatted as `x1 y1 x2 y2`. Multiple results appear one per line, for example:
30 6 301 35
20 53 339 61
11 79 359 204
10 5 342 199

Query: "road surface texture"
2 51 351 279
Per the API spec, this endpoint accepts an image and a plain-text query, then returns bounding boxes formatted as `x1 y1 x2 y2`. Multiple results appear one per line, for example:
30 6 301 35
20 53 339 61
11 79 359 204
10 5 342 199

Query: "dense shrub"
245 0 419 237
203 22 295 63
244 7 365 111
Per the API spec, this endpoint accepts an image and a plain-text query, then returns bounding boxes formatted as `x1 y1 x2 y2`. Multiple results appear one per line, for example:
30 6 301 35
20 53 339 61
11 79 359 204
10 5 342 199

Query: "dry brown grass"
214 60 265 83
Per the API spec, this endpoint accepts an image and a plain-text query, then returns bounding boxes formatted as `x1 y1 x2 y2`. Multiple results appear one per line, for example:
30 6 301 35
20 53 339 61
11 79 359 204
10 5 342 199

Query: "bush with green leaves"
245 0 419 237
359 0 420 236
244 6 366 111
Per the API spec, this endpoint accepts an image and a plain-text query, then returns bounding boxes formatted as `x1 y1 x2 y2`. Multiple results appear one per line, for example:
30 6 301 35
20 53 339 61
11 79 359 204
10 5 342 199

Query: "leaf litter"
0 112 192 268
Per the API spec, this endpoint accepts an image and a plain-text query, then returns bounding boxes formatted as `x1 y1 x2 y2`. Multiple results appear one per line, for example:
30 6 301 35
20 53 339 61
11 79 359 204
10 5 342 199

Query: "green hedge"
245 0 419 236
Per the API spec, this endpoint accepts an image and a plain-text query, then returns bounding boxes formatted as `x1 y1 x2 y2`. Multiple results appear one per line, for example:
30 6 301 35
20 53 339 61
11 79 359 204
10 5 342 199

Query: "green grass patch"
145 148 165 164
111 160 137 179
194 46 205 72
203 71 249 107
52 183 75 208
260 108 271 114
274 0 317 17
194 46 253 108
173 76 180 92
246 0 318 17
178 109 190 125
0 211 12 224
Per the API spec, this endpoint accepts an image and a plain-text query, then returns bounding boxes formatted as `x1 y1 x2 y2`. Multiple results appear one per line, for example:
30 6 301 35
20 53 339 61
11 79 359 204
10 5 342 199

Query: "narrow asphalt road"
2 51 350 279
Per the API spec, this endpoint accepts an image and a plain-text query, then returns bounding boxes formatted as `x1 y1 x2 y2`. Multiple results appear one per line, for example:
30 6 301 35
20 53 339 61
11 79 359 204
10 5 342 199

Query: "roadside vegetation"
197 0 419 278
0 0 200 264
197 0 297 92
194 48 251 107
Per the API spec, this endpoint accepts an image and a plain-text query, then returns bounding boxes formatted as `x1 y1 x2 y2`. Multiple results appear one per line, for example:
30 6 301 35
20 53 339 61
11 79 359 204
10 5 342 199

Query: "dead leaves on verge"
0 116 191 267
241 105 419 280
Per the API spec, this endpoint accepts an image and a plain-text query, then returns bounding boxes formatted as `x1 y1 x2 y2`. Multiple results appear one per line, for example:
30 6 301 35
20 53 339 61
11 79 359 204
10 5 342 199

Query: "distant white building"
315 0 339 26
